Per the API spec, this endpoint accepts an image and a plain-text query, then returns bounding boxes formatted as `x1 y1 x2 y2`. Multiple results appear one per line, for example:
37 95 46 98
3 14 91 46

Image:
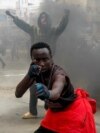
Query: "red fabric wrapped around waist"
75 88 96 114
41 88 96 133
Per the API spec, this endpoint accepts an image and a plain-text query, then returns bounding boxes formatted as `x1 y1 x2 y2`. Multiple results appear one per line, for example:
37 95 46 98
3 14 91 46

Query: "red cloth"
41 88 96 133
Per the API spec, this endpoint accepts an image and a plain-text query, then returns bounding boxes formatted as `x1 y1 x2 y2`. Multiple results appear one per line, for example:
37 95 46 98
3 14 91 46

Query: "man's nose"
39 60 45 66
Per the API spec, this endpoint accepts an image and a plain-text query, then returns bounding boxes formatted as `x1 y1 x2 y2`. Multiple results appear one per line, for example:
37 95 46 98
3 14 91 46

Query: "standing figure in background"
0 43 6 68
0 57 6 68
6 9 69 55
6 9 70 118
15 42 96 133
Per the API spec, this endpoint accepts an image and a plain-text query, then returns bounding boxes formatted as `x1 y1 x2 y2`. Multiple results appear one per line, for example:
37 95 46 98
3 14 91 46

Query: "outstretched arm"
55 9 70 36
15 64 41 98
49 74 66 100
15 74 34 98
6 10 33 34
6 10 15 19
35 74 66 100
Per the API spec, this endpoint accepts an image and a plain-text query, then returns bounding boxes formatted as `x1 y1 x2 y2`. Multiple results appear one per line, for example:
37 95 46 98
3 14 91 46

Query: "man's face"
31 48 53 72
40 14 47 25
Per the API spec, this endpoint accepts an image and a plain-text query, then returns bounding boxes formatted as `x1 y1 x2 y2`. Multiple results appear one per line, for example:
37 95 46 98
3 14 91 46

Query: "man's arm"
49 74 66 100
15 74 34 98
35 74 66 100
55 9 70 36
15 64 41 98
6 10 33 34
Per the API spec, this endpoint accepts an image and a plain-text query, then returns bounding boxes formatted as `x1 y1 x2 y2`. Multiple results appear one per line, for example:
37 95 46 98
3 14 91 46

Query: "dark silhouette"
6 10 69 55
0 45 6 68
0 57 6 68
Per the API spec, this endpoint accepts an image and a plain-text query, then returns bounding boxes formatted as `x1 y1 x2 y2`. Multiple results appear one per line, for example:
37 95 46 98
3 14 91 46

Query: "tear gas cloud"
0 0 100 105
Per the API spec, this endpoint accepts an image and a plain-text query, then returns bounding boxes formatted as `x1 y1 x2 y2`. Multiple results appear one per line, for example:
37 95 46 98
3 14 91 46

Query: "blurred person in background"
0 56 6 68
0 41 6 68
6 10 69 55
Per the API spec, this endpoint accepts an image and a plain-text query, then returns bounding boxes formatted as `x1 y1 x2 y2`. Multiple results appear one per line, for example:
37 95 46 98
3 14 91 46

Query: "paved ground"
0 69 100 133
0 86 45 133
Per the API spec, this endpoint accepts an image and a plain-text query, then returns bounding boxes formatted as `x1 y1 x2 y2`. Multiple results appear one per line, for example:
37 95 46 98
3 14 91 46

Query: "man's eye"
43 58 48 61
36 59 40 62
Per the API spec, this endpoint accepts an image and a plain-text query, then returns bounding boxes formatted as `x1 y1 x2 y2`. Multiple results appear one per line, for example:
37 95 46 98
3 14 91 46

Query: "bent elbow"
15 91 22 98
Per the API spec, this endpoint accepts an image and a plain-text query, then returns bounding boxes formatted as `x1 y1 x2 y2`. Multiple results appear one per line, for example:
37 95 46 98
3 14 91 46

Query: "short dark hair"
30 42 52 57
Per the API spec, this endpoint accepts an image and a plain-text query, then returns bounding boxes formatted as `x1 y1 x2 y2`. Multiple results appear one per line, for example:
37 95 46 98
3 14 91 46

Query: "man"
6 10 70 118
0 43 6 68
0 57 6 68
15 42 96 133
6 10 69 55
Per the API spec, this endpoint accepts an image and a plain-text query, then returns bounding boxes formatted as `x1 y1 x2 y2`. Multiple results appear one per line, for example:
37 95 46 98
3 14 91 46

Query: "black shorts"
34 126 56 133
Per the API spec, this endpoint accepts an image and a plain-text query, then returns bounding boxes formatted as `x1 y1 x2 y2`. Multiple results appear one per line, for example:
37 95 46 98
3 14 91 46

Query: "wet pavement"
0 69 100 133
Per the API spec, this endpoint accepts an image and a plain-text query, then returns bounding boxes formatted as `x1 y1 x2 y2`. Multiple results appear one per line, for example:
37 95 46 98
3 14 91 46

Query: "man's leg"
29 84 38 115
22 84 38 119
